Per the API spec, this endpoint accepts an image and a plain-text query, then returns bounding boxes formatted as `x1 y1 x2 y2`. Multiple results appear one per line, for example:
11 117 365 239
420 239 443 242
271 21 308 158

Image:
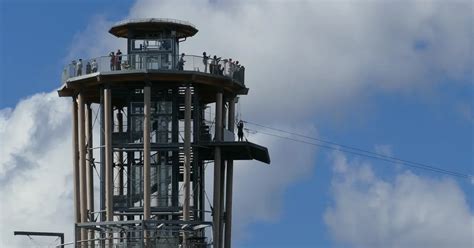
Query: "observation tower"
58 18 270 248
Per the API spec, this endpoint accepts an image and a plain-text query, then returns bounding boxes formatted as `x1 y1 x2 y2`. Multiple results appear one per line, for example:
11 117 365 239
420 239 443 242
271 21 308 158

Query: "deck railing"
62 54 245 85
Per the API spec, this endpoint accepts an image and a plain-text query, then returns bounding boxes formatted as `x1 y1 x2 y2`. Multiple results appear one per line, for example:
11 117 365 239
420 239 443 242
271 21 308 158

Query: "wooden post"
104 87 113 247
213 92 223 248
143 85 151 245
78 93 87 245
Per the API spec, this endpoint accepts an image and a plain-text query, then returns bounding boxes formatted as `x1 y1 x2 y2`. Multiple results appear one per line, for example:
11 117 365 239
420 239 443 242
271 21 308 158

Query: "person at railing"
116 49 122 70
210 55 221 75
202 52 210 73
227 58 234 77
122 60 130 70
70 60 77 77
177 53 186 70
91 59 98 73
233 61 240 79
221 58 228 75
109 52 115 71
233 61 244 83
236 65 244 82
86 61 92 74
76 59 83 76
217 64 224 76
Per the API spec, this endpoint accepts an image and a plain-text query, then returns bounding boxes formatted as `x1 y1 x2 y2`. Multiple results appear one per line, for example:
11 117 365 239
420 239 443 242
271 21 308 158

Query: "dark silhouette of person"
203 52 210 73
109 52 115 71
217 64 224 75
116 49 122 70
177 53 185 70
91 59 98 72
85 61 91 74
211 55 221 75
76 59 83 76
237 120 244 141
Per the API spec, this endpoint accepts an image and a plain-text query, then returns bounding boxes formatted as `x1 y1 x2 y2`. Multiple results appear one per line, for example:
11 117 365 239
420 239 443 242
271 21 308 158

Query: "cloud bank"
0 93 74 247
325 152 474 248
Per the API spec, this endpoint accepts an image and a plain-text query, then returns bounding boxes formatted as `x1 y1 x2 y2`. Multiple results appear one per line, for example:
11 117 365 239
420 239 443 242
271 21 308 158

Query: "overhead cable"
243 120 472 180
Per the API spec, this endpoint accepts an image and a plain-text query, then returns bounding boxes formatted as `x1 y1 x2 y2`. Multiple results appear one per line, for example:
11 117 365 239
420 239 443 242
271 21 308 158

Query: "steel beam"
85 103 95 248
224 98 235 248
213 92 223 248
117 110 124 221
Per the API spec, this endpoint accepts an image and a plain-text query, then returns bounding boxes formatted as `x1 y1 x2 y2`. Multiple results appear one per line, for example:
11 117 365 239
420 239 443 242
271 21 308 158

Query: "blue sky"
0 1 472 247
0 1 132 108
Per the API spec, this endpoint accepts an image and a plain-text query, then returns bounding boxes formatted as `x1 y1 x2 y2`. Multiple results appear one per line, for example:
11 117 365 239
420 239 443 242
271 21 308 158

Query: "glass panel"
131 39 173 52
156 116 172 144
131 102 144 114
157 101 172 114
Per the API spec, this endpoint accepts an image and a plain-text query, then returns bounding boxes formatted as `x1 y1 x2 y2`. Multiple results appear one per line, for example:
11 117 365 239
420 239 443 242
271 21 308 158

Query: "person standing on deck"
91 59 98 73
237 120 244 142
76 59 83 76
110 52 115 71
203 52 210 73
116 49 122 70
177 53 186 70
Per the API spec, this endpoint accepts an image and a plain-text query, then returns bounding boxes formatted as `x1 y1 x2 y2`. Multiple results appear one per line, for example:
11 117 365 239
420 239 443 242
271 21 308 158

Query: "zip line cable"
244 120 455 171
248 128 471 179
242 121 471 180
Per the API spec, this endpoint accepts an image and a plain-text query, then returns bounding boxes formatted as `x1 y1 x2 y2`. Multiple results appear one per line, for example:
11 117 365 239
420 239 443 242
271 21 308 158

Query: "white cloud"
65 15 124 64
0 92 74 247
325 152 474 248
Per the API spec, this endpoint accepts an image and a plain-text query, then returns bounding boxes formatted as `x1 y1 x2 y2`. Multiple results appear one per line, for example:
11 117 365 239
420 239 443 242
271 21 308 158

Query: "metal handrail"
62 54 245 85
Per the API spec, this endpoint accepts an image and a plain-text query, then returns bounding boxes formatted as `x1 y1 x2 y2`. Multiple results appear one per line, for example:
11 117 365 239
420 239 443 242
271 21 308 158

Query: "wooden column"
224 98 235 248
78 93 87 245
213 92 223 248
219 101 226 248
183 85 192 247
143 85 151 246
85 103 95 247
104 87 113 247
72 97 80 224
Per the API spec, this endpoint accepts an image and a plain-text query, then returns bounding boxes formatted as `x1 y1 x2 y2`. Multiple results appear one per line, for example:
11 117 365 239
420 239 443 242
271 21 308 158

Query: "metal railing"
70 220 211 248
62 54 245 85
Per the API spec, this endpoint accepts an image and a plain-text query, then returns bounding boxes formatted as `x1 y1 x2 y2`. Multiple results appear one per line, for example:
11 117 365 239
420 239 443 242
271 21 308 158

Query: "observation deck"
58 18 247 103
58 53 247 103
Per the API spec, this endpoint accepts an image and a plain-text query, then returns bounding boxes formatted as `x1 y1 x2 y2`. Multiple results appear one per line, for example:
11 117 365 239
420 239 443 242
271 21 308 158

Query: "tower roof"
109 18 198 38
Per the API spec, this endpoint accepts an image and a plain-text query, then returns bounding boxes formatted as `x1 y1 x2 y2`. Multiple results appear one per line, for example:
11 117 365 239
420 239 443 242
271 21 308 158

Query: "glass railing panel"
62 53 245 85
